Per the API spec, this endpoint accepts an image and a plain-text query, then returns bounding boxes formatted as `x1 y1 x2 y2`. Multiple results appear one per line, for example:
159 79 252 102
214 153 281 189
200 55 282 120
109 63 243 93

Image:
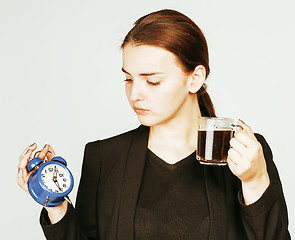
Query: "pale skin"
17 144 68 224
17 44 270 224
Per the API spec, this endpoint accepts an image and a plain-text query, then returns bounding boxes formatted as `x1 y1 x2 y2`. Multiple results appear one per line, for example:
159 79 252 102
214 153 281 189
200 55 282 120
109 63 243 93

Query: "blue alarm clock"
27 153 74 207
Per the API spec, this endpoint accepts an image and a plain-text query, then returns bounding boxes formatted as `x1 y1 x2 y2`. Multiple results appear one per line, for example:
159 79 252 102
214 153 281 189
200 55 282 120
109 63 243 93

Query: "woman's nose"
129 82 144 102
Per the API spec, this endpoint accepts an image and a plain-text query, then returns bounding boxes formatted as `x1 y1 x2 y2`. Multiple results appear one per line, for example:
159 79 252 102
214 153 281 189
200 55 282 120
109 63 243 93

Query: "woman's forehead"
122 44 180 75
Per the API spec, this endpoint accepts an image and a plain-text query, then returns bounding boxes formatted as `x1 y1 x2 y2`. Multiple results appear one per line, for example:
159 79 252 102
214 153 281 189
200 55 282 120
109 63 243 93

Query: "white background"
0 0 294 239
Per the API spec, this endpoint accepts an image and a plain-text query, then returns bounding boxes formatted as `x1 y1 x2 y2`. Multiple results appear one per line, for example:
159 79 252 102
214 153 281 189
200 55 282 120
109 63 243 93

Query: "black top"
135 149 209 239
39 126 291 240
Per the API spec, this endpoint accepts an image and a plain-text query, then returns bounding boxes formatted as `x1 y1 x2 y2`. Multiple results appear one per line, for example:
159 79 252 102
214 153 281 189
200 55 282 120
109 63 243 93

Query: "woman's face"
122 44 194 127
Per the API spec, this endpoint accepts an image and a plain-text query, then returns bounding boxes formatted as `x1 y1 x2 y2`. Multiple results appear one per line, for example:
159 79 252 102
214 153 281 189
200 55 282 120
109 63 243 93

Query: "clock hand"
52 166 62 191
53 166 57 181
54 180 63 192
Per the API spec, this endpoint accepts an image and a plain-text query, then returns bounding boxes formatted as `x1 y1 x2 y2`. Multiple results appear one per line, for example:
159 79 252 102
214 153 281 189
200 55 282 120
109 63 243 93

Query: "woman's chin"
137 116 156 127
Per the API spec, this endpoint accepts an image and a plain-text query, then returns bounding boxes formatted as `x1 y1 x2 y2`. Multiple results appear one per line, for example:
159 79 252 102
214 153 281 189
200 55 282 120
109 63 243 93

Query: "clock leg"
64 196 72 205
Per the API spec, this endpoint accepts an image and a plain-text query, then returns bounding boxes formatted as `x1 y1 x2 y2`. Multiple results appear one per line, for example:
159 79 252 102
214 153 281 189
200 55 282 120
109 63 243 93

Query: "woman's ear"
187 65 206 93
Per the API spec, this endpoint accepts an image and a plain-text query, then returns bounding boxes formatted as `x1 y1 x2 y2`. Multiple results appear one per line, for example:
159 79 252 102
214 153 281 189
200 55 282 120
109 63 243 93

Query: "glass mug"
197 117 239 166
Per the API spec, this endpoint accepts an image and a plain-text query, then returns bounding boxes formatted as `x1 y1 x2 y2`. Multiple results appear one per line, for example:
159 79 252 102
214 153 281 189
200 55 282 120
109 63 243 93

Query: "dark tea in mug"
197 130 233 165
197 117 236 166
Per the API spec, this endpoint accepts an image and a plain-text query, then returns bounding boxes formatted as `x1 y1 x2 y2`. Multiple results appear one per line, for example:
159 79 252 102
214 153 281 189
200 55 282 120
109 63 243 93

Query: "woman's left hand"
228 119 270 205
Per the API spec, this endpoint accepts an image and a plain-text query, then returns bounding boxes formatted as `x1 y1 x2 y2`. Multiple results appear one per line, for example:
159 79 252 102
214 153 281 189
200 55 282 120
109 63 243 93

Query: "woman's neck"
148 98 201 164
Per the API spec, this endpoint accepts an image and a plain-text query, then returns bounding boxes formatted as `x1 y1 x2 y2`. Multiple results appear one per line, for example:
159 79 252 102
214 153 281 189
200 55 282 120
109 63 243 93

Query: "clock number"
41 174 45 178
63 178 67 182
63 184 67 188
49 168 53 172
59 173 64 177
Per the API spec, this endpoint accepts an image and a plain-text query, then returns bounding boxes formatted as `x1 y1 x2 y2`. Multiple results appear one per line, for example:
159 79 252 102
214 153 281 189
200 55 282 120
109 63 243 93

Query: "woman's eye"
124 79 133 83
147 80 160 86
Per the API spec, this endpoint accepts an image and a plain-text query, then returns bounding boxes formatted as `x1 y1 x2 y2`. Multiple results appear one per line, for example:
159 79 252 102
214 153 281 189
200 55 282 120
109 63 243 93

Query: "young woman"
17 9 290 239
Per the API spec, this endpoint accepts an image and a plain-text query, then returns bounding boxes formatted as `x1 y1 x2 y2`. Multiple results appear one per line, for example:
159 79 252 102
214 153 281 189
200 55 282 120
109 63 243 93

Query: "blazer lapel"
117 125 149 240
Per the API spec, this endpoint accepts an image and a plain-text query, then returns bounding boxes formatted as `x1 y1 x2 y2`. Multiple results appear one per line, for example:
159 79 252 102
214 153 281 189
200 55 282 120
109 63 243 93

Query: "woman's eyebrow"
121 67 164 76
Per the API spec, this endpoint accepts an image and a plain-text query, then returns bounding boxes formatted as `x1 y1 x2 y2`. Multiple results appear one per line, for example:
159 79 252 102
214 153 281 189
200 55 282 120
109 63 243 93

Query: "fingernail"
239 119 245 124
43 144 47 149
18 168 21 173
48 151 54 156
25 149 31 154
30 143 36 147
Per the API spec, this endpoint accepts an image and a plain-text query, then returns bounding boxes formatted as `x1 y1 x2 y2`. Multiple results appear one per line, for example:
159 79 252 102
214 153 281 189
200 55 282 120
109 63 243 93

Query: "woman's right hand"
18 143 46 193
17 143 68 224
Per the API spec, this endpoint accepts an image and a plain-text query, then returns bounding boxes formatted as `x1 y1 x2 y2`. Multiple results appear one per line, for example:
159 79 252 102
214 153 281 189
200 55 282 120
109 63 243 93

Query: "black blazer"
41 125 290 239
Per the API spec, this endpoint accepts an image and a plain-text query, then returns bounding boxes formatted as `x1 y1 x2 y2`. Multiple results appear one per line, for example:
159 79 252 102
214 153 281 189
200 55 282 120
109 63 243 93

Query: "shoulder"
80 125 149 183
254 133 282 182
85 125 148 149
254 133 273 161
83 125 149 161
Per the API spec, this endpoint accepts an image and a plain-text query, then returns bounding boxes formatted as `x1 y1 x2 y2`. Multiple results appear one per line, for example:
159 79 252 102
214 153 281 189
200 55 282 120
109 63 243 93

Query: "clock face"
40 164 71 193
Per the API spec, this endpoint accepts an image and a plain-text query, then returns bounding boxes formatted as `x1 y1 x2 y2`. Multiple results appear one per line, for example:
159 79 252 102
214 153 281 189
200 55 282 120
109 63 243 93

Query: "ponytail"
197 85 216 117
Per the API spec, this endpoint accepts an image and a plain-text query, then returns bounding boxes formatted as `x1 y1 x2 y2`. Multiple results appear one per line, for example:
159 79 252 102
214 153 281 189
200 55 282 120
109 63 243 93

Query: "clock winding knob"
27 157 43 172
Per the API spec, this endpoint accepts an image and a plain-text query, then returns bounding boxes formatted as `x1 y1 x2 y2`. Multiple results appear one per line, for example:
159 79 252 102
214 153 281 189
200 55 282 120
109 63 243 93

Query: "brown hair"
121 9 216 117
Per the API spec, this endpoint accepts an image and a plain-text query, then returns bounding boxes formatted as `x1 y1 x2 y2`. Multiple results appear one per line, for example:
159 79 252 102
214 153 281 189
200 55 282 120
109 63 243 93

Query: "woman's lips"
134 107 149 114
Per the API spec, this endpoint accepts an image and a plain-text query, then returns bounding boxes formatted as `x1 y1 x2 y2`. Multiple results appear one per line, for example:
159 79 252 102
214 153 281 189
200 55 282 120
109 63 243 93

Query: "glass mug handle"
231 124 243 136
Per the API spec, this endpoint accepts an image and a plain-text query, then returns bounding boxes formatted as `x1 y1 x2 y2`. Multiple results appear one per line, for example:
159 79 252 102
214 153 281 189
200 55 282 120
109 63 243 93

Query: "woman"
17 9 290 239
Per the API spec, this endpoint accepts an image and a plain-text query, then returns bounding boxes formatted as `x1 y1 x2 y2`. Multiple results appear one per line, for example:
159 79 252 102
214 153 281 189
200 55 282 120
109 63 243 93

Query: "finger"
234 131 257 149
22 164 32 182
38 144 49 160
227 155 238 174
233 125 245 140
228 147 241 161
19 143 37 160
238 119 256 140
18 148 34 169
17 168 29 193
228 156 237 166
227 150 246 179
46 145 56 161
230 137 247 156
